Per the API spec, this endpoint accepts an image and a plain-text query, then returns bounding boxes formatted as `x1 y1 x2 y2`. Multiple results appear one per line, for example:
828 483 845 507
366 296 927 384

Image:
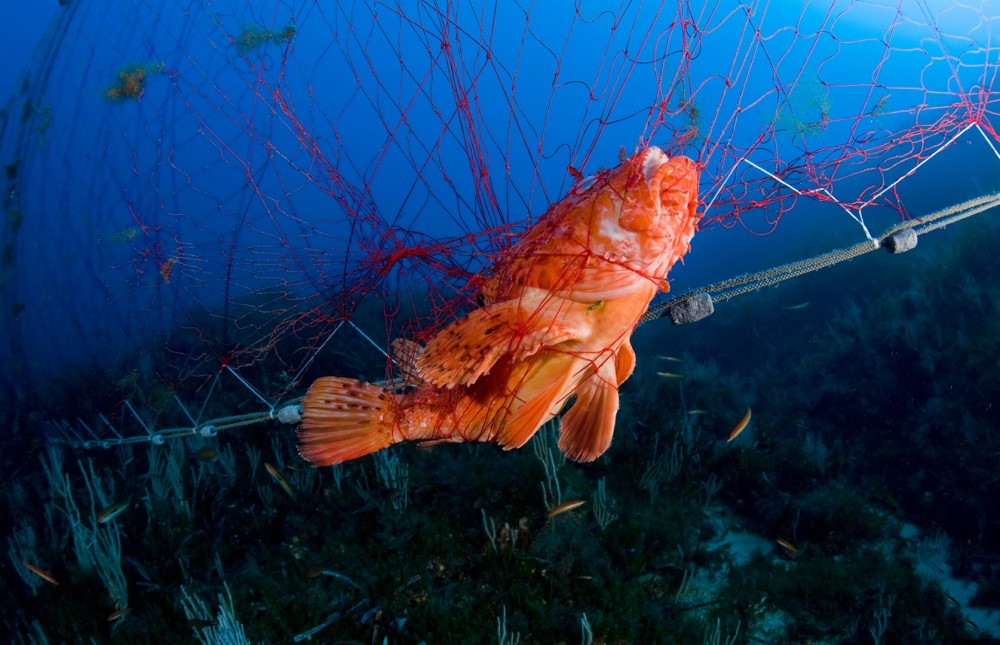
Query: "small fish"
965 618 979 631
22 561 58 585
98 498 131 524
547 499 586 518
688 409 708 415
656 371 684 379
658 355 683 363
299 148 700 465
870 490 900 510
188 618 217 628
107 607 130 622
944 593 961 607
195 447 217 462
785 301 809 310
776 539 799 555
727 407 752 442
265 462 297 500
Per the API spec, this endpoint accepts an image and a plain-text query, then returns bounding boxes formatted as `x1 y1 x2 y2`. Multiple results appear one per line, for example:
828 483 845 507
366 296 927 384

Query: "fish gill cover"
2 0 1000 642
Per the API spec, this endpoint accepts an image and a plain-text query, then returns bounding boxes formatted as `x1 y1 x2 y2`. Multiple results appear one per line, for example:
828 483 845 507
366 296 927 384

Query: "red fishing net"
1 1 997 422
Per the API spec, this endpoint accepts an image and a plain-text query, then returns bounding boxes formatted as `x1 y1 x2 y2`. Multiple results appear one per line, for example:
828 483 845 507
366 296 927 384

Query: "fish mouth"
642 146 670 183
636 148 700 239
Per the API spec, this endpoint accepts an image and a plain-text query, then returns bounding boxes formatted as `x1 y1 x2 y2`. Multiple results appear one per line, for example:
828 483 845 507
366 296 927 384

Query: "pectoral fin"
557 359 620 462
418 290 584 388
496 367 574 450
391 338 425 386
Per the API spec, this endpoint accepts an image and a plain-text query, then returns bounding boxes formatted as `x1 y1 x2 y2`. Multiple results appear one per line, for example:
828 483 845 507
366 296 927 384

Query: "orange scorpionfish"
298 146 699 465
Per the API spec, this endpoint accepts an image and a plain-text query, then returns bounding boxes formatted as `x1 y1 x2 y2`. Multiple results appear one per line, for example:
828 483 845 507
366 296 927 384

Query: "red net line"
1 0 998 415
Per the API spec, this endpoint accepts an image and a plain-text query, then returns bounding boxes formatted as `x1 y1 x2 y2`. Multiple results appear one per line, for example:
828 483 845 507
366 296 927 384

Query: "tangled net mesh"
1 1 999 431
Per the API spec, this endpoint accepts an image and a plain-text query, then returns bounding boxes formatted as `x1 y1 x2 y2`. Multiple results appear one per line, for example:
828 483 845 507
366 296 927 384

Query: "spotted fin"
298 377 397 466
391 338 425 386
418 292 583 389
557 359 620 462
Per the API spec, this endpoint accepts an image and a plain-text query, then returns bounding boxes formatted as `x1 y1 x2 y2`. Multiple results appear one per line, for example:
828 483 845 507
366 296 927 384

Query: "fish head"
585 147 700 282
616 147 699 240
478 146 699 302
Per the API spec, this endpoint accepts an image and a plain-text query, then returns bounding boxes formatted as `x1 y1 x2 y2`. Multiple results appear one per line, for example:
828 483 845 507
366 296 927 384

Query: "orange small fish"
547 499 586 518
265 462 297 500
107 607 130 622
299 148 699 465
776 538 799 555
727 407 752 442
195 447 217 462
22 561 58 585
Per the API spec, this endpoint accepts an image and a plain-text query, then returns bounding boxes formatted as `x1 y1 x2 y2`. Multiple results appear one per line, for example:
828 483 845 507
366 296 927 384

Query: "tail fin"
298 377 397 466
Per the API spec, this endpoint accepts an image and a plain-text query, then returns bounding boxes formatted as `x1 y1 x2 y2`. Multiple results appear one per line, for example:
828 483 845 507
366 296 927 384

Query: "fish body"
299 147 699 465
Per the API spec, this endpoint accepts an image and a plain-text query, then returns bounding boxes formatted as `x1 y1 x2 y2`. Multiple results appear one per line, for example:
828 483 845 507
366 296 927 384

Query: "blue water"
2 2 1000 641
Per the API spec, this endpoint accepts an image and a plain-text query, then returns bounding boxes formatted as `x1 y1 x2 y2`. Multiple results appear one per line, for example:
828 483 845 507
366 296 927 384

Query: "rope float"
644 191 1000 326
